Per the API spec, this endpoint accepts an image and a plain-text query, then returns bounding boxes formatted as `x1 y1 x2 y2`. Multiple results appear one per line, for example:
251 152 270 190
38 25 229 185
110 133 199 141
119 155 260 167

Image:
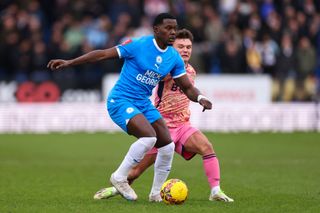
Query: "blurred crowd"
1 0 320 102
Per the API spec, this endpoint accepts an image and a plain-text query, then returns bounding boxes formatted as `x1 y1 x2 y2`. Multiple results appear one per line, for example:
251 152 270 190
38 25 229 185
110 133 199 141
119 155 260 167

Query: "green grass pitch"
0 132 319 213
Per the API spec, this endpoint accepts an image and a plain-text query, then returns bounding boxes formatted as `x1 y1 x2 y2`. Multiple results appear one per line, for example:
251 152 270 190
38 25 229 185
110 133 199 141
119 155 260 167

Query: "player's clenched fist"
199 98 212 112
47 59 71 70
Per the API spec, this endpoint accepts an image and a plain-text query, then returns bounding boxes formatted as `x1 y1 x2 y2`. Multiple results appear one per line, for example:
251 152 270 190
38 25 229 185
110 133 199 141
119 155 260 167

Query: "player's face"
173 38 192 64
154 19 178 47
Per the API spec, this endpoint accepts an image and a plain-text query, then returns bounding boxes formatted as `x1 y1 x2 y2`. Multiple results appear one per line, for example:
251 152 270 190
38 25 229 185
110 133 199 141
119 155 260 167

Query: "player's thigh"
184 131 214 155
151 118 172 148
128 101 163 138
107 98 156 137
127 114 156 138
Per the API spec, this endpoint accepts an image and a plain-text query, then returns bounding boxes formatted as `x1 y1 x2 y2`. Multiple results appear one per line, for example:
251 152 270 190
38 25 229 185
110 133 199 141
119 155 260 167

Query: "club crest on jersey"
126 107 134 114
156 56 162 64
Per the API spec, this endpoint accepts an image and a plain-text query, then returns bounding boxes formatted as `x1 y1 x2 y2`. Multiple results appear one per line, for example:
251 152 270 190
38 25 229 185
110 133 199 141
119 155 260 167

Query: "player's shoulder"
168 46 181 58
136 35 154 43
120 35 152 46
186 63 196 71
168 45 179 53
186 63 197 75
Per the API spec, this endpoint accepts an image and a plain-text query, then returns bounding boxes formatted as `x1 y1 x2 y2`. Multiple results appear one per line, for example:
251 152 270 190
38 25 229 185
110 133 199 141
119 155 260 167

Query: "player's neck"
154 38 167 50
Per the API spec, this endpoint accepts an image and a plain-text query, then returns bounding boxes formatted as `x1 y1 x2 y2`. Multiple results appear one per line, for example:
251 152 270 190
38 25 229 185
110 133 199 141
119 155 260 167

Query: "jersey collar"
153 38 168 52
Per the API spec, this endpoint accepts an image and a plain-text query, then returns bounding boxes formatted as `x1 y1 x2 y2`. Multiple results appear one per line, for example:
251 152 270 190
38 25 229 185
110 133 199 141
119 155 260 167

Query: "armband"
197 95 208 102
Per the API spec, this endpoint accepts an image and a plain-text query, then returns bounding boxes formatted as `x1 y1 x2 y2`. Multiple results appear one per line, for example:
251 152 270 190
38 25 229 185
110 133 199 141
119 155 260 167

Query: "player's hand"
199 98 212 112
47 59 71 70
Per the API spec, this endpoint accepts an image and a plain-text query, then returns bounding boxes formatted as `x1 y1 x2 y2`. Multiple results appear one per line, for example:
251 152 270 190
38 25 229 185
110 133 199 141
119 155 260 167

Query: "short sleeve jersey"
108 35 186 102
154 64 196 128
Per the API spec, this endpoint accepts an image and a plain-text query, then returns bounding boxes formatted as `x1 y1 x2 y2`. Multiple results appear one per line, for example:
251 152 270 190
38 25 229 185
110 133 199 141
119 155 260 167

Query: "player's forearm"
185 86 212 111
184 86 201 102
174 75 201 102
69 48 118 66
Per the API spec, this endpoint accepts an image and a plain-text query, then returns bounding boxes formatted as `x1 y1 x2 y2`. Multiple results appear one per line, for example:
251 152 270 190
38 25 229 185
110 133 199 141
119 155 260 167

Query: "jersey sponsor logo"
136 70 162 87
145 70 161 79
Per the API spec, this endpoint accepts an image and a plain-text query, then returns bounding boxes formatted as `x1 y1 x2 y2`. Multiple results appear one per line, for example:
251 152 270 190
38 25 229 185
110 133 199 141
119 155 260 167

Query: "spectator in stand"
132 15 152 37
260 33 279 77
248 13 262 32
203 5 224 73
85 15 111 49
219 37 246 74
296 36 316 101
246 40 262 74
286 18 300 45
265 11 282 43
218 0 238 24
259 0 275 22
274 34 297 102
144 0 169 20
30 40 50 83
218 23 246 74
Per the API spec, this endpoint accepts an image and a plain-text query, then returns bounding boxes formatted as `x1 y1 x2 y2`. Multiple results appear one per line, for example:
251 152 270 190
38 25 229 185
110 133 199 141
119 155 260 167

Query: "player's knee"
155 142 175 171
139 136 157 151
200 142 214 155
158 142 175 156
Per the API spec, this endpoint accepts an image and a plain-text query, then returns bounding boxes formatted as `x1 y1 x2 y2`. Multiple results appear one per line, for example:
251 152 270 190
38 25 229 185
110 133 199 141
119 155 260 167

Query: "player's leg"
183 131 220 187
110 114 157 201
128 151 157 184
106 98 159 201
180 127 234 202
149 118 175 201
94 153 157 200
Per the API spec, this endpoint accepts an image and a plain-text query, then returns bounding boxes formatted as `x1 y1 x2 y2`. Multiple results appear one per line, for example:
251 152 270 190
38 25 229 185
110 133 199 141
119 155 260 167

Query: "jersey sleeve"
170 52 186 78
116 38 138 59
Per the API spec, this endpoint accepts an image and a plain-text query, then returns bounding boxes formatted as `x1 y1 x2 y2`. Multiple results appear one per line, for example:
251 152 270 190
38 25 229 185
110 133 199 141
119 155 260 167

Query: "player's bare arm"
47 47 119 70
174 74 212 111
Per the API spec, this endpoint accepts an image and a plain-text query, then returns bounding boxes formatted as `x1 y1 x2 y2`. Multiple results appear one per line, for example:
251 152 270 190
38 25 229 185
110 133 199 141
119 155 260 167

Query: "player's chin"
167 41 174 46
182 55 190 61
167 38 175 46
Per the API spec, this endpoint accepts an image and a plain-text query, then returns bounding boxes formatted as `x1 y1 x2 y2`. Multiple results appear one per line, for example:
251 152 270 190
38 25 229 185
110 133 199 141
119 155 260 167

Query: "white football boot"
110 173 138 201
93 187 119 200
209 190 234 202
149 193 162 202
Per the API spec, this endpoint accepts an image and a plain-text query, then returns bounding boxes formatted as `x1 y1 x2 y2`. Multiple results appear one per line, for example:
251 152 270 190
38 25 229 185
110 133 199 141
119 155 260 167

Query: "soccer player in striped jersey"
94 29 233 202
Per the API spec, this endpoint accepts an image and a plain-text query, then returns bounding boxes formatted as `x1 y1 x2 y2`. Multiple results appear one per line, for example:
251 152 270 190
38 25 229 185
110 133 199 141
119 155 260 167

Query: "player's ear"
153 26 159 34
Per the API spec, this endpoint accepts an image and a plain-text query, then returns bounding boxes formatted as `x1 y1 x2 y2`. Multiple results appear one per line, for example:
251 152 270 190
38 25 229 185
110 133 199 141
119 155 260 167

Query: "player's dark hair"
153 13 176 26
176 28 194 42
